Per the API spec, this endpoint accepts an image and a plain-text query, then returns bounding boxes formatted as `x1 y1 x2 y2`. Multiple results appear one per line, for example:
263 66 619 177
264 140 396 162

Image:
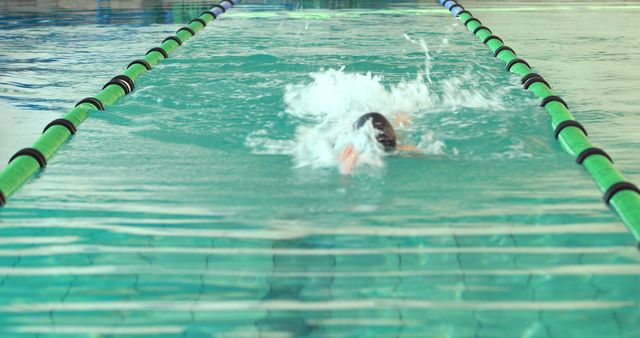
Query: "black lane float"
0 0 240 207
437 0 640 242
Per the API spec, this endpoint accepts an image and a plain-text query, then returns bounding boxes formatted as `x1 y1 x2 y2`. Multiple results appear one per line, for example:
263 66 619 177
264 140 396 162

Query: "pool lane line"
436 0 640 242
0 0 240 208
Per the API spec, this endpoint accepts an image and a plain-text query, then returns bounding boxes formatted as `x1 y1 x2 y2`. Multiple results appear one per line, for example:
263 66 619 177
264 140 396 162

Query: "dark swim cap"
353 112 397 151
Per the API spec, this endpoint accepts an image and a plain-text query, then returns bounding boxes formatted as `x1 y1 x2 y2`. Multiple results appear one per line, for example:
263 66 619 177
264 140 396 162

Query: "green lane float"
438 0 640 242
0 0 240 207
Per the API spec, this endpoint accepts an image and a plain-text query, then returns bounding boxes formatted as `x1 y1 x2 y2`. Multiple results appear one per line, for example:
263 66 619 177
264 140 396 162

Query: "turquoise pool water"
1 0 640 337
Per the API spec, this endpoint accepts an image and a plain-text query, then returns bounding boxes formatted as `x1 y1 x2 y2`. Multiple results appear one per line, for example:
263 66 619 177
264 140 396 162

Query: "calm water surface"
0 1 639 337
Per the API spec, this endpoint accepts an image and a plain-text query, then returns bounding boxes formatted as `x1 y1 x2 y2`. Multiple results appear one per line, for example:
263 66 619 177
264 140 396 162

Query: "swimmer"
338 112 419 175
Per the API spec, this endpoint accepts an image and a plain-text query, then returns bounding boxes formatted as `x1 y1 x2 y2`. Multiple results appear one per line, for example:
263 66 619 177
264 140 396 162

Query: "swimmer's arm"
338 144 357 175
396 144 429 158
396 144 434 159
396 144 420 152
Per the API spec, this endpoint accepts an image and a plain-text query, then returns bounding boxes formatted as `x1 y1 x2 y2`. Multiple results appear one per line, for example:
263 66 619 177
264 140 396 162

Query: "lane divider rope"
43 119 77 135
162 36 183 46
0 0 240 207
437 0 640 243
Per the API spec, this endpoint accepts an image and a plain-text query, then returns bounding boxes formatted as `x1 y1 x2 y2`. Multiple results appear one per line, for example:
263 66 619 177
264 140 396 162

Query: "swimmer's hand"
339 144 357 175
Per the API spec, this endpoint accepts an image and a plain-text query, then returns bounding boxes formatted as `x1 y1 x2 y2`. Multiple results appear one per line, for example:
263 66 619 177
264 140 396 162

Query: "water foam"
246 34 509 173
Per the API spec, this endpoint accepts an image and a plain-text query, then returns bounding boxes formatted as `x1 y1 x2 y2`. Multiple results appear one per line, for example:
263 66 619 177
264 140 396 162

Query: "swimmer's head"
353 112 396 151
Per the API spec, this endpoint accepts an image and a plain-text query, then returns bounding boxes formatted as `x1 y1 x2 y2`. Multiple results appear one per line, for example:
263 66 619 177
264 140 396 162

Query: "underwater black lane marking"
9 148 47 168
163 35 183 46
554 120 587 139
146 47 168 59
604 182 640 204
43 118 77 135
127 59 152 70
576 147 613 165
75 97 104 111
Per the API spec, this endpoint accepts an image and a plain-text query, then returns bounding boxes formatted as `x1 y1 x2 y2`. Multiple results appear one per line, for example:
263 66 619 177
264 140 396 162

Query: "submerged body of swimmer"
339 112 419 175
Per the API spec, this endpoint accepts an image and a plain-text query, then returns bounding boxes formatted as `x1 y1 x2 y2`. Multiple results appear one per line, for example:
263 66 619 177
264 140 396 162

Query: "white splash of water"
283 68 433 122
246 33 509 173
418 131 447 155
290 117 386 170
439 22 458 49
247 66 508 172
283 68 442 172
403 33 432 83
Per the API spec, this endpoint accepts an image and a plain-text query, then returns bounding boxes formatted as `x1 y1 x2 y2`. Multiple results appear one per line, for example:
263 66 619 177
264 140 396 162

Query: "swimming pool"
1 0 639 336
